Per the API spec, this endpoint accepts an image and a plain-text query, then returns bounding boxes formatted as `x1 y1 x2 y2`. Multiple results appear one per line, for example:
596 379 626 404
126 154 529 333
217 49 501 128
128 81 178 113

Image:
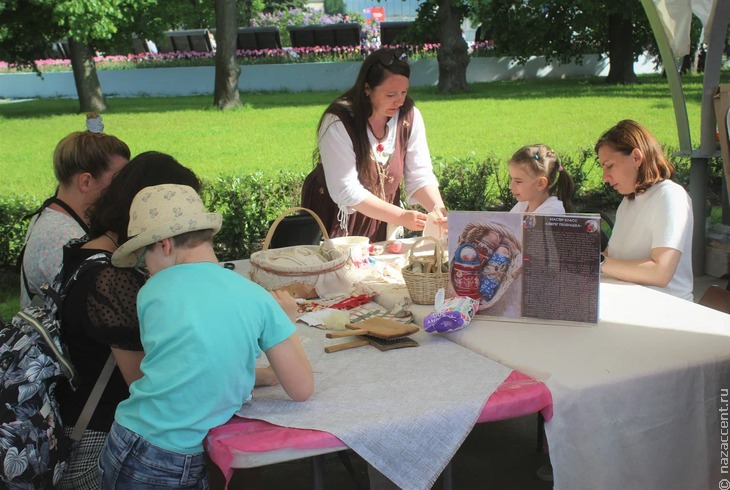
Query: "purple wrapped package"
423 296 480 333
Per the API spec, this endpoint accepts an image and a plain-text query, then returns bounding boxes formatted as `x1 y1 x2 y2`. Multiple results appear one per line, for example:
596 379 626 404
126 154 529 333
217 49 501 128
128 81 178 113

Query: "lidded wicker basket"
249 207 352 299
401 236 450 305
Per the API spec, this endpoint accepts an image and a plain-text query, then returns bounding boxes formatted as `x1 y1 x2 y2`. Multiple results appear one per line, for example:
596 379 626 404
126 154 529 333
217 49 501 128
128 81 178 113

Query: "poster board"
448 211 601 324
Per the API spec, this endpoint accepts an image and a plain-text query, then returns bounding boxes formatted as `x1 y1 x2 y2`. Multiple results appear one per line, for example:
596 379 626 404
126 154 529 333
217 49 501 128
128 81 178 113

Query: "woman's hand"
270 289 299 322
432 206 448 234
399 209 428 231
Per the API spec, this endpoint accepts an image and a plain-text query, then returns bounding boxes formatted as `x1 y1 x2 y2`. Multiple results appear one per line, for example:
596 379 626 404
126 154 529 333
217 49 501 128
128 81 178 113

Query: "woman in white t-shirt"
508 144 575 214
595 119 693 300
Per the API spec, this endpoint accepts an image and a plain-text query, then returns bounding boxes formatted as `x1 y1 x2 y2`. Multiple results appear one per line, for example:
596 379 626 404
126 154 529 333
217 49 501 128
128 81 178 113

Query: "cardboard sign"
448 211 601 324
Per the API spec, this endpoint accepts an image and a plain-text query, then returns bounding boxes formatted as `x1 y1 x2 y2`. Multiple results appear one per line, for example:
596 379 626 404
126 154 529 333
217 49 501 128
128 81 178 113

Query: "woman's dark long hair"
87 151 201 243
314 48 414 190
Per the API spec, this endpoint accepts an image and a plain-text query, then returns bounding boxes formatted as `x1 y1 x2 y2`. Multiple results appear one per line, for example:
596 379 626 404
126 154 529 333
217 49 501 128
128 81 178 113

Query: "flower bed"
0 42 494 74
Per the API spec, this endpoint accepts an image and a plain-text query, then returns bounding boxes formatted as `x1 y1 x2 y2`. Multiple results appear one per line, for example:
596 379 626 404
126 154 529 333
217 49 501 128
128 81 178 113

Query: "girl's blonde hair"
510 144 575 212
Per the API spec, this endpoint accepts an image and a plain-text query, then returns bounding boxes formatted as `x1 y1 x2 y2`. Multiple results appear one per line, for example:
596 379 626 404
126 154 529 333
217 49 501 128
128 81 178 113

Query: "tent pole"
638 0 692 152
638 0 729 275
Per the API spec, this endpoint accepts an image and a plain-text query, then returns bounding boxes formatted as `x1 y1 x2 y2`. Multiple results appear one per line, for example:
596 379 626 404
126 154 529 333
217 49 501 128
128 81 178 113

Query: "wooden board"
324 334 418 353
344 317 419 339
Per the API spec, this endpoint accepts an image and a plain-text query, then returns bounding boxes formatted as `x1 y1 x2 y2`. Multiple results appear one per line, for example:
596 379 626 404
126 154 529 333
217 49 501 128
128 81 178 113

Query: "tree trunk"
213 0 242 110
436 0 469 93
605 13 638 84
68 38 107 113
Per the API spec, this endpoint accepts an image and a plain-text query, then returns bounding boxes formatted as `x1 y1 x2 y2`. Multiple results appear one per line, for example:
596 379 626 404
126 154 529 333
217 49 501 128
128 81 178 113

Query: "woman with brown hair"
301 48 447 241
20 114 130 306
595 119 693 300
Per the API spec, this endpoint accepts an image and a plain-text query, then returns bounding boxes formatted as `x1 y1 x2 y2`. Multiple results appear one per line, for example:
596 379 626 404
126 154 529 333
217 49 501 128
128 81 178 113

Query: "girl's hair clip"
534 153 540 160
558 165 564 171
86 113 104 134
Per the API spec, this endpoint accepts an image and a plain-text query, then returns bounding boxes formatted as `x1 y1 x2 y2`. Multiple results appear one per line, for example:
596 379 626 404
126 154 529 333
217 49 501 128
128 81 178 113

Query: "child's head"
111 184 222 273
508 144 575 212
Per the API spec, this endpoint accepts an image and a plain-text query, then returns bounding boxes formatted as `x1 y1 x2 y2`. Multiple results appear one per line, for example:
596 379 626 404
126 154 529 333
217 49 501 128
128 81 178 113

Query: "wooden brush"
324 318 420 353
324 334 418 353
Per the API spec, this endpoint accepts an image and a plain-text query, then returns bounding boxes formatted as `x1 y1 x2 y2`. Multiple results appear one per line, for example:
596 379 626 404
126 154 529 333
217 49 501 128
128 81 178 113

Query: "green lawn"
1 73 725 198
1 72 727 319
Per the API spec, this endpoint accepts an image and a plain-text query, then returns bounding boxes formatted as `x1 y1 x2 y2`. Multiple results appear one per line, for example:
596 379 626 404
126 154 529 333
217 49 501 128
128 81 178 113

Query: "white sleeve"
317 113 373 211
403 107 439 204
650 183 691 251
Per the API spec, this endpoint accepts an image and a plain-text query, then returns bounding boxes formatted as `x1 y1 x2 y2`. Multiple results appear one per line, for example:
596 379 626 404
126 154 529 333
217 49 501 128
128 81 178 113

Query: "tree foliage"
471 0 660 83
0 1 65 69
475 0 654 64
323 0 346 16
0 0 163 68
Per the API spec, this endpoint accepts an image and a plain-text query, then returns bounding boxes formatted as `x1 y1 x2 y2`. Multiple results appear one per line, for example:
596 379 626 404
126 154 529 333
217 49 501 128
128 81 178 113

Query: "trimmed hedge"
0 150 722 269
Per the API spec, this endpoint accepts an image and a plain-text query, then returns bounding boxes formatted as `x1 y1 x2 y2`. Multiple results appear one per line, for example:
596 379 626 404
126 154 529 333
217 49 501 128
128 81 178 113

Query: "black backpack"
0 253 109 488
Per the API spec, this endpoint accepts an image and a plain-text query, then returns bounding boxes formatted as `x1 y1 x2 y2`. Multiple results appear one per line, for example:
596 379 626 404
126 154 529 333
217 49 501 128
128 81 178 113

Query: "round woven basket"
401 236 450 305
456 221 523 309
249 207 352 298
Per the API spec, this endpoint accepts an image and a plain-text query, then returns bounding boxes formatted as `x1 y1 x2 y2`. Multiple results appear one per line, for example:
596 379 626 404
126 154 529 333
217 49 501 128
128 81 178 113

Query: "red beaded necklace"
368 121 387 152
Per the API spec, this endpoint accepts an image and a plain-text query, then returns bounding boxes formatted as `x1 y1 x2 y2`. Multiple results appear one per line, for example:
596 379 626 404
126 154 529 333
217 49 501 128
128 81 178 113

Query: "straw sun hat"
112 184 222 267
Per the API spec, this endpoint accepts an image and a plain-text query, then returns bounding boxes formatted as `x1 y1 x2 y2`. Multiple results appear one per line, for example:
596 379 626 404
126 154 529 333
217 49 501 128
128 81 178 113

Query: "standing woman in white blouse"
302 48 447 241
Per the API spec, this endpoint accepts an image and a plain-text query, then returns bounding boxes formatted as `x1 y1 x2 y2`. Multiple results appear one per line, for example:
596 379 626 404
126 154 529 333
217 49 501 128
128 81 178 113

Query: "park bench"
208 27 283 51
155 29 214 53
287 23 361 48
379 21 413 46
236 26 282 50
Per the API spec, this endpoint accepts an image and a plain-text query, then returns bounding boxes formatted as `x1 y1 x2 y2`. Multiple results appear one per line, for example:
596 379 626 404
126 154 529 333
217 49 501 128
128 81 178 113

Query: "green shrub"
0 149 723 270
0 195 39 270
432 155 513 211
203 171 306 261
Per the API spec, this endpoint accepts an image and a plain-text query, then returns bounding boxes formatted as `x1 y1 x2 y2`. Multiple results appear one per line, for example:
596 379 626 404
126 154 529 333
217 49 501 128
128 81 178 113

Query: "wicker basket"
401 236 450 305
249 207 353 299
455 221 523 309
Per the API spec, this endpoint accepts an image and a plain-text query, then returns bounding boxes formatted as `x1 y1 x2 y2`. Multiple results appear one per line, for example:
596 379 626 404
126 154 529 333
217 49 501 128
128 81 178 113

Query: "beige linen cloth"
237 325 512 490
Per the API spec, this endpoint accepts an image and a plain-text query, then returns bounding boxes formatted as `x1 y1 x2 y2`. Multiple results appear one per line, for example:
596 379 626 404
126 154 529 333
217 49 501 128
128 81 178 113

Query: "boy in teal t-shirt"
101 184 313 489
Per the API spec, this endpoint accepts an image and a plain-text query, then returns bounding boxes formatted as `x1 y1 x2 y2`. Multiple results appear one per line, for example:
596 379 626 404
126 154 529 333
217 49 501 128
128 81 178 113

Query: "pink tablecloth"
205 370 552 484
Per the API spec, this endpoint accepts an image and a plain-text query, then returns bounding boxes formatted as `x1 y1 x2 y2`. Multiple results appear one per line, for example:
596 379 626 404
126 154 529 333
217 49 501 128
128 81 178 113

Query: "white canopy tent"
640 0 730 274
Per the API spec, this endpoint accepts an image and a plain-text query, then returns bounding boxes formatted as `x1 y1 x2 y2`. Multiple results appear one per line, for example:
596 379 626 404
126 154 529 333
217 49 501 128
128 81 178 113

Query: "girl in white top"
595 120 693 301
508 144 575 214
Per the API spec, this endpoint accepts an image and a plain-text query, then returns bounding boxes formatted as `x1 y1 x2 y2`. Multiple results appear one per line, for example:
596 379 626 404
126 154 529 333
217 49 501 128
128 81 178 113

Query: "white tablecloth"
376 277 730 490
229 259 512 490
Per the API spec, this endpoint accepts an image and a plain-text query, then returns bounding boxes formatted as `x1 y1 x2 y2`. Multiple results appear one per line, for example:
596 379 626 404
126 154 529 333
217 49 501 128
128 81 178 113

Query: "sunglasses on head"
375 49 408 67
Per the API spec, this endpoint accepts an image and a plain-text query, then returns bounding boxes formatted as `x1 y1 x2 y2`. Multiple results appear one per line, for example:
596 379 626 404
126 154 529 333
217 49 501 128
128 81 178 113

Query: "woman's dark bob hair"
87 151 202 243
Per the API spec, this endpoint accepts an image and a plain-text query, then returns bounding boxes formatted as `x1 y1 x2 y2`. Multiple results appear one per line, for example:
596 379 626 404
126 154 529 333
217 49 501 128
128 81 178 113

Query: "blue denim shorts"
98 422 209 489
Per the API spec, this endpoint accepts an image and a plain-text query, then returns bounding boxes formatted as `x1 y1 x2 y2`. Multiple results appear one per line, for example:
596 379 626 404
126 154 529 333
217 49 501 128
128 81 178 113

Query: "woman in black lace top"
57 152 202 490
